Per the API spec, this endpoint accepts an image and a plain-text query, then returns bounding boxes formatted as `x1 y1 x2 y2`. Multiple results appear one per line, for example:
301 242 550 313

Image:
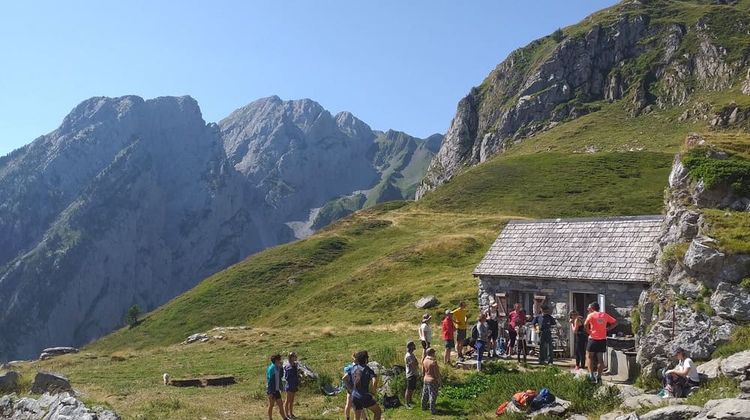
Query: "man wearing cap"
663 347 700 398
441 310 455 364
418 313 432 361
404 341 418 409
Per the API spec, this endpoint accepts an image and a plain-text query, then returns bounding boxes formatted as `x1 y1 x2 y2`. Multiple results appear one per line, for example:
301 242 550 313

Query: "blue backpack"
530 388 555 411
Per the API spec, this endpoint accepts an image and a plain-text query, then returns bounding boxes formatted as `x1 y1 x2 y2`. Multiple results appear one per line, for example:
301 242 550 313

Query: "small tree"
552 28 565 42
126 304 142 328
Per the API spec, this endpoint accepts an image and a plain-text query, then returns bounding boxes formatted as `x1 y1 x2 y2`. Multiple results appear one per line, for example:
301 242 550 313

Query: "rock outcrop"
0 95 442 361
636 141 750 375
0 392 119 420
417 0 750 197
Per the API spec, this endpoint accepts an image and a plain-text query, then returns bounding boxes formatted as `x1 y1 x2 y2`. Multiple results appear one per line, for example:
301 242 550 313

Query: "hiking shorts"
456 329 467 342
421 340 430 350
587 338 607 353
353 394 377 410
406 375 417 391
444 339 455 349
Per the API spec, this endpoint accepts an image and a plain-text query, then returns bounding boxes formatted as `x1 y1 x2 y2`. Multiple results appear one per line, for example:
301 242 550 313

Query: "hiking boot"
404 403 413 409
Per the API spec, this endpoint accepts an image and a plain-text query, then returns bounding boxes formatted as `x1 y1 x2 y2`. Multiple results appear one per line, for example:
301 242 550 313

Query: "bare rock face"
0 392 120 420
416 1 750 197
0 95 441 362
636 137 750 375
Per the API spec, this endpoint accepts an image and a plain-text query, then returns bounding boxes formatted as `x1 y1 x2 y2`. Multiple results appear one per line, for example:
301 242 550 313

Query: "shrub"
713 325 750 358
631 306 641 336
683 148 750 196
552 28 565 42
685 376 740 406
125 304 141 328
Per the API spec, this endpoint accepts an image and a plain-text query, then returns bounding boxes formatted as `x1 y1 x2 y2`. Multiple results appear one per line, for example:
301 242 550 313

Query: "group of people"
263 300 624 419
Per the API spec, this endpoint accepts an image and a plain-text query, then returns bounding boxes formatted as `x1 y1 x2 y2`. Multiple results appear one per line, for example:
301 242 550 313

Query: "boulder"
0 371 19 393
566 415 588 420
615 384 645 399
697 357 724 380
614 414 640 420
696 398 750 419
621 394 665 410
720 350 750 380
740 381 750 393
31 372 72 394
414 296 439 309
530 397 571 417
38 347 79 360
712 282 750 321
640 404 703 420
183 333 209 344
0 392 119 419
684 237 725 275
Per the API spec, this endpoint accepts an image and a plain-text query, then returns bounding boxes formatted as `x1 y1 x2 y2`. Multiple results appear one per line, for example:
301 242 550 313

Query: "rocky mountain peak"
416 0 750 198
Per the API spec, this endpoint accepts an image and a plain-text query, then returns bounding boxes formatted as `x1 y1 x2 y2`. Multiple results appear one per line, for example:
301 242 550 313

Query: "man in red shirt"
584 301 617 383
507 303 526 356
441 310 456 364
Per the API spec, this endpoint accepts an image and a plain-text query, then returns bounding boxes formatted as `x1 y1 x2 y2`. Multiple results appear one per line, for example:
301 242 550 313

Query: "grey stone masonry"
474 216 663 283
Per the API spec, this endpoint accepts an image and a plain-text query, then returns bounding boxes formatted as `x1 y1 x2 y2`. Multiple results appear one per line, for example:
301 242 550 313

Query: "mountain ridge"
0 94 441 361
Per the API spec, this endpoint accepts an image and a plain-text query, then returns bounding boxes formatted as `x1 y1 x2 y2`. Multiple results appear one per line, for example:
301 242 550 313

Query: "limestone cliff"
636 134 750 375
417 0 750 198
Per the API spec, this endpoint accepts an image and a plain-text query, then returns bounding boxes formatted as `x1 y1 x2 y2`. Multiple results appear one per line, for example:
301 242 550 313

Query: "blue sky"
0 1 618 156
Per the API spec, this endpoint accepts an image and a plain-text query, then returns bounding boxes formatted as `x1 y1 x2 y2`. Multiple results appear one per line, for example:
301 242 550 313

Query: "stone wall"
477 275 645 354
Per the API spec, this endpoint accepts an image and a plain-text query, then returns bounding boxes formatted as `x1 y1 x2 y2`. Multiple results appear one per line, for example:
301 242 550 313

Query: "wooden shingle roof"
473 216 664 283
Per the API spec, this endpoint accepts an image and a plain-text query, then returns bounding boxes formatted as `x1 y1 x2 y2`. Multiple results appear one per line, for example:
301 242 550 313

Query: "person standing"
663 347 700 398
532 305 556 365
569 311 587 370
584 302 618 383
418 314 432 361
516 323 528 364
441 310 455 364
487 309 499 358
341 353 356 420
507 303 526 356
451 301 469 361
404 341 419 409
283 352 299 419
421 348 442 415
266 354 287 420
348 351 382 420
474 313 490 371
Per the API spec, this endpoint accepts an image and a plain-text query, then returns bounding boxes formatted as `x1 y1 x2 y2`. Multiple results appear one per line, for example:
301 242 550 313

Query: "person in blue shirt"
347 350 382 420
283 352 299 419
532 305 557 365
341 353 356 420
266 353 287 420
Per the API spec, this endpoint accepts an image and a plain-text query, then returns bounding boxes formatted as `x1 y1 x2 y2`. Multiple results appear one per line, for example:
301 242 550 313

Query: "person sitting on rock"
663 347 700 398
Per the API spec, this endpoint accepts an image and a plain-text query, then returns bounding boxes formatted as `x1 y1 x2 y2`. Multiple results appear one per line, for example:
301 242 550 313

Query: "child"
283 352 299 419
404 341 418 409
516 324 528 364
421 347 441 415
266 354 286 420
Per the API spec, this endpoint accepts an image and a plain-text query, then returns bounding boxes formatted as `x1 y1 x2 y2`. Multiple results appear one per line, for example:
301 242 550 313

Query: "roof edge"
507 215 663 225
472 272 653 284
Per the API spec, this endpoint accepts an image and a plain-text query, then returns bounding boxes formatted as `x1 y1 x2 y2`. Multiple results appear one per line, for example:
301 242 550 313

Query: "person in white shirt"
418 313 432 361
663 347 700 398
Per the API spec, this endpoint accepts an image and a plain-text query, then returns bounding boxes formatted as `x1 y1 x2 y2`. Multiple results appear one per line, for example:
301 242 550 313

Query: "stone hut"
474 215 663 355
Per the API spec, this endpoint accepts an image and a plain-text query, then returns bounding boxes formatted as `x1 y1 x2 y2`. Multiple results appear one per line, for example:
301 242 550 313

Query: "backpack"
495 401 509 416
382 395 400 408
512 389 538 410
471 324 479 340
530 388 555 411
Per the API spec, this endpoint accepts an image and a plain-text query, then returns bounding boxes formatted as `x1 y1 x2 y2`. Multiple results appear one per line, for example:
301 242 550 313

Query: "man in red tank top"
584 301 617 383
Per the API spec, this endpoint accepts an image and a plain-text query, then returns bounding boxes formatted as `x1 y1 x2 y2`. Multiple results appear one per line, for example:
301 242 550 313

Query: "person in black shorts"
266 353 286 419
404 341 418 409
487 309 499 358
348 350 382 420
